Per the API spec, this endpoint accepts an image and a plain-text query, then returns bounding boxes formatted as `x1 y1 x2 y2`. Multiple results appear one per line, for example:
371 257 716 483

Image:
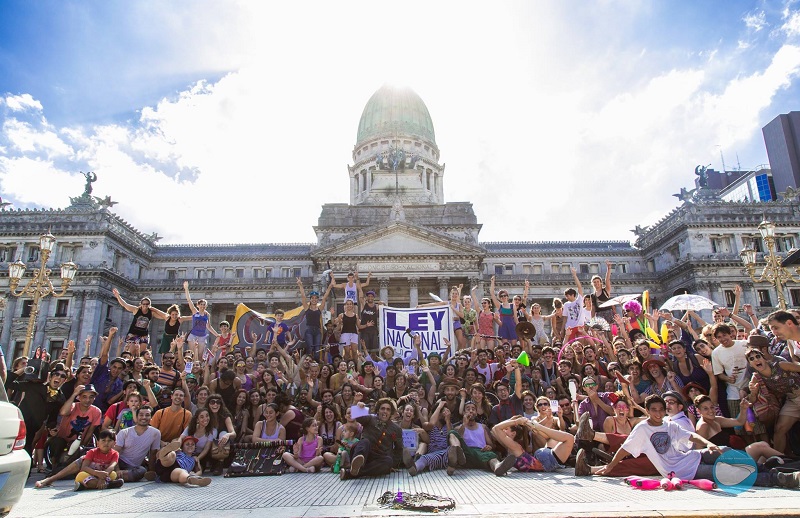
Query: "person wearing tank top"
297 277 333 362
450 400 504 474
159 304 191 355
331 270 372 309
112 287 168 356
251 404 285 442
337 299 360 362
183 281 219 357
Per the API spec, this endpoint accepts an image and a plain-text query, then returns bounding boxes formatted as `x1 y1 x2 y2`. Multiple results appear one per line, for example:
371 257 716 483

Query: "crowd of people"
7 269 800 494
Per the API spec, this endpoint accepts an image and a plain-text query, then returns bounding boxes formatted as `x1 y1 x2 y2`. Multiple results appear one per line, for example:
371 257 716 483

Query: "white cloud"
744 11 767 32
1 3 800 245
782 9 800 37
2 93 43 113
3 118 74 158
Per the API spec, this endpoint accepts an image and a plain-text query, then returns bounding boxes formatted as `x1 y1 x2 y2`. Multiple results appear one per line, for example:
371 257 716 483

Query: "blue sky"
1 1 800 244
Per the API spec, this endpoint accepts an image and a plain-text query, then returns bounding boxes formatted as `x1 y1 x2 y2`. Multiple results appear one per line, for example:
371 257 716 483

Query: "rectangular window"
710 236 731 253
55 299 69 317
21 300 34 317
503 265 514 275
743 236 763 253
236 268 245 278
646 260 655 273
253 268 262 278
579 263 590 275
0 248 7 262
617 263 628 274
532 264 543 275
14 341 25 359
723 290 735 307
167 269 177 280
49 340 64 360
495 265 504 276
781 236 795 251
207 269 215 279
224 268 234 279
196 269 205 279
264 267 272 278
589 263 600 274
792 289 800 307
27 247 39 262
757 289 772 307
282 267 292 278
522 264 531 275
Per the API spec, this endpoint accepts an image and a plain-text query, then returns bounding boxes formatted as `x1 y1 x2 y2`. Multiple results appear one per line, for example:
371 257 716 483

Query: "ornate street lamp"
740 219 798 310
7 233 78 357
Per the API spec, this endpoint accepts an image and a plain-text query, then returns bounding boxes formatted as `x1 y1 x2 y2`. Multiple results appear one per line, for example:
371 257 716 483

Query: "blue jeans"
304 327 322 359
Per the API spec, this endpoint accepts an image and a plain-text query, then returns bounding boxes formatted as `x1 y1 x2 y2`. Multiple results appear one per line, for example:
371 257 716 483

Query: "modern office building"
763 111 800 193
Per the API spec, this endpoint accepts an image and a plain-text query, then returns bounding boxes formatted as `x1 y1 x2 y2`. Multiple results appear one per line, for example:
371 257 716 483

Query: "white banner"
379 305 454 359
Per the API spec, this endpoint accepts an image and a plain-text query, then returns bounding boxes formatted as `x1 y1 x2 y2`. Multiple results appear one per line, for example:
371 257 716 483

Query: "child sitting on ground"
282 417 324 473
74 429 123 491
324 422 360 472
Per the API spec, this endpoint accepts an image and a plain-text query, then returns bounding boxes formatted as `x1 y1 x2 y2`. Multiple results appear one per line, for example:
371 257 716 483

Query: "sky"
1 1 800 246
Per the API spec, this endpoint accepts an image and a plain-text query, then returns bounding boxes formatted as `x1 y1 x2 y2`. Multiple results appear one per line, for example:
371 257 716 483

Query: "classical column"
379 278 390 305
469 277 483 302
32 297 54 351
408 277 419 308
0 296 17 359
264 301 275 314
438 277 450 301
68 291 86 343
78 295 103 356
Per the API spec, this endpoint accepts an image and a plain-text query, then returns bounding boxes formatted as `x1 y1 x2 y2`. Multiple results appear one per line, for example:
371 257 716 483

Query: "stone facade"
1 86 799 360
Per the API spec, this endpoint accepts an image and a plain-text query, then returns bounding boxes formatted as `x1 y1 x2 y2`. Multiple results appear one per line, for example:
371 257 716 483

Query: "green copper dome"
356 85 436 145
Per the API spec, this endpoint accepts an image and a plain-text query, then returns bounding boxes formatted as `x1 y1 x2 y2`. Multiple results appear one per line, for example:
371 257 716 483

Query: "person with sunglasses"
10 365 68 456
746 345 800 454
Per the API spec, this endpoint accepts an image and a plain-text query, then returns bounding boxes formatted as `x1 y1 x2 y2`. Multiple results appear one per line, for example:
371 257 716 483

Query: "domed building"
0 85 798 358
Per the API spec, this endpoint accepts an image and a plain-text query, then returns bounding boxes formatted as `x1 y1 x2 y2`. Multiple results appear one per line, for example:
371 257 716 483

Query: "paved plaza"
12 469 800 518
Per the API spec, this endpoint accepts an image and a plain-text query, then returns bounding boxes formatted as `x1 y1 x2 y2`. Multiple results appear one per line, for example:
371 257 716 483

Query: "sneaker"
576 413 595 442
349 455 365 477
107 479 124 489
591 447 614 464
408 463 418 477
73 481 85 492
339 468 351 481
776 471 800 489
446 465 455 476
575 449 591 477
402 448 414 468
494 454 517 477
764 456 788 470
143 471 157 481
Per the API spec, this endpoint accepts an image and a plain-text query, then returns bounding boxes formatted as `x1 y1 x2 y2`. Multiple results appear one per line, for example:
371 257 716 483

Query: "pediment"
312 222 485 258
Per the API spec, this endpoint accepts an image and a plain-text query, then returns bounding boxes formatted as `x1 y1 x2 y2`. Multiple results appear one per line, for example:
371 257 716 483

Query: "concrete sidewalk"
12 468 800 517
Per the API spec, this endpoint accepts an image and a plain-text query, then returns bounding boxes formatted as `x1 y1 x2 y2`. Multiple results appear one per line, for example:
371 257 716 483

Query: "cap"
182 436 199 446
79 384 98 395
366 290 376 296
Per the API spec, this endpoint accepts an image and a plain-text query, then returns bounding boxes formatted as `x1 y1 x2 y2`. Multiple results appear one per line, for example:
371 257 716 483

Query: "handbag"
211 439 231 461
752 383 781 426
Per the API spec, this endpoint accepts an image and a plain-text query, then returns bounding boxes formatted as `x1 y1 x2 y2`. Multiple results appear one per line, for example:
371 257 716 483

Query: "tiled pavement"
12 468 800 517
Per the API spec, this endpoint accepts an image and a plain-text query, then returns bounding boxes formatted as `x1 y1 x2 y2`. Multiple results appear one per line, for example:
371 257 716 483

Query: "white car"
0 381 30 516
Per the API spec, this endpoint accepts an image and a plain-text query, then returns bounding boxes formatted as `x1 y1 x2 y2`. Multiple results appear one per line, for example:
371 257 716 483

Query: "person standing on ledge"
112 288 168 357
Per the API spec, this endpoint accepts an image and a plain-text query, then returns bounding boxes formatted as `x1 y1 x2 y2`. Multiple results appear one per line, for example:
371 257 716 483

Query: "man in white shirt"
767 310 800 360
576 395 800 488
712 323 766 439
115 406 161 482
